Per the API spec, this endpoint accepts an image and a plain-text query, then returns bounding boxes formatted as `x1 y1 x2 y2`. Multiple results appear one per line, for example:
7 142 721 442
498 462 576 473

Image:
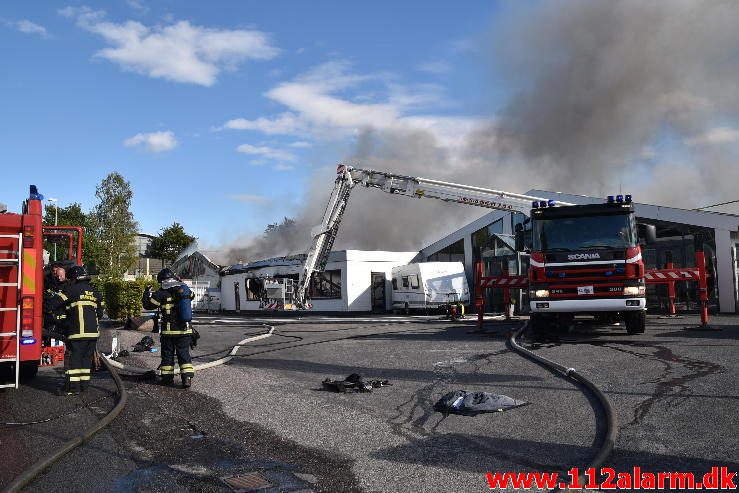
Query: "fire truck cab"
526 195 655 334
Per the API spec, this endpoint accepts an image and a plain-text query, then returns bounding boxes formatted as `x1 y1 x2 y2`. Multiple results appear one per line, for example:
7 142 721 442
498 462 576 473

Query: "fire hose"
508 322 618 492
1 330 127 493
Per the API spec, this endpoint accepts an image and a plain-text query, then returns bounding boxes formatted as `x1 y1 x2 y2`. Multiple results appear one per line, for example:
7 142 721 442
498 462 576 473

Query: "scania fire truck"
0 186 83 389
526 196 654 334
265 164 653 333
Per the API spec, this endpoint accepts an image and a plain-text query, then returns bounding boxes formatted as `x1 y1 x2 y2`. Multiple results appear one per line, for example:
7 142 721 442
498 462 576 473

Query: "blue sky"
1 1 503 248
3 1 739 259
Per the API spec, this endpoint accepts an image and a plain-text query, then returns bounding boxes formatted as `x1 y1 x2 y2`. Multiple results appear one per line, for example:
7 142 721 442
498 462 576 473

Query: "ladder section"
0 233 22 389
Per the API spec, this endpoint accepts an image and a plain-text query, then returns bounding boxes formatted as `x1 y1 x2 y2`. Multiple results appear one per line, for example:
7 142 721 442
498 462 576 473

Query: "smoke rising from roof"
222 0 739 264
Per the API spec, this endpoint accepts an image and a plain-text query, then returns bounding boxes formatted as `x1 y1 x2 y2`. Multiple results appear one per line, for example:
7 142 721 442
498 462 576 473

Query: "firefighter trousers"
160 335 194 383
64 339 97 393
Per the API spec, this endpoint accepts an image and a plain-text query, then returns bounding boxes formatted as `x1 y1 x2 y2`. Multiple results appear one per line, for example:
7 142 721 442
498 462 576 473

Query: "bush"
92 278 157 320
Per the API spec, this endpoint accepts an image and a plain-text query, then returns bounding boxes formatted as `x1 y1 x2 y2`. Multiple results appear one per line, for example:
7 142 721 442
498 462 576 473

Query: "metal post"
48 198 58 261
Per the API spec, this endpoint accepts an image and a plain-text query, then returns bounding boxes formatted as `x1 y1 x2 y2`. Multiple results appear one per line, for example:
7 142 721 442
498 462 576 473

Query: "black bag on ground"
133 336 155 352
434 390 528 416
322 373 392 393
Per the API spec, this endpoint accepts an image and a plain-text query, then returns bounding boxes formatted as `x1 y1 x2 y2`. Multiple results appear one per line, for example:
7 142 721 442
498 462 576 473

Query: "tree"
264 217 295 237
42 202 105 271
149 222 196 262
88 173 139 278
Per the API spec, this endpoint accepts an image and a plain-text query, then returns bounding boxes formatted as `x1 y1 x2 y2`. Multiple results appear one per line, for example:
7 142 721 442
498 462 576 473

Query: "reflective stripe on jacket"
55 281 104 340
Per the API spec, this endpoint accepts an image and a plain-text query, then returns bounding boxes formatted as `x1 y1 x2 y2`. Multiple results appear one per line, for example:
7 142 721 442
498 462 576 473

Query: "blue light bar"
547 199 556 207
532 201 539 208
607 195 615 203
625 194 632 203
21 338 36 345
616 195 624 203
538 200 547 208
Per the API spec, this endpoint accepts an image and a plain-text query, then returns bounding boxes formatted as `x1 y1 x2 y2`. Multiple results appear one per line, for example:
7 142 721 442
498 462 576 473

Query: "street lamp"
48 198 58 261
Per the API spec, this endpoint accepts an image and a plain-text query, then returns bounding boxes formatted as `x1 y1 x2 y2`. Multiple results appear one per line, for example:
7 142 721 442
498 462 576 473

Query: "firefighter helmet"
156 268 177 283
67 265 90 282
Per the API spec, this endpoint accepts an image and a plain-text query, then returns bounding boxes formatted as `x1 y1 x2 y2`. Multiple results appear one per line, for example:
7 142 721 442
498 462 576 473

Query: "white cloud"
417 61 451 75
274 163 295 172
59 6 279 86
684 127 739 146
229 194 269 203
223 113 303 135
218 61 481 147
237 143 295 162
127 0 148 13
289 141 312 148
16 20 49 38
124 131 178 152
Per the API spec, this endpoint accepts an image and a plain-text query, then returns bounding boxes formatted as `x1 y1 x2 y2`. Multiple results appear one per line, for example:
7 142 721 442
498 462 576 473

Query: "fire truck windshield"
533 213 636 252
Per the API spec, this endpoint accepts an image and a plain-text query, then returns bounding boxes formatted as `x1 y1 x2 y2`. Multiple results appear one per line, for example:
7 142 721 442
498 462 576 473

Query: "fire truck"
270 164 654 334
0 186 83 389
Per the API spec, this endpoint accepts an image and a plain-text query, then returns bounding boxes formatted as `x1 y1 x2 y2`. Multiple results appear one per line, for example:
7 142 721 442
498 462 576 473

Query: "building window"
310 270 341 299
427 238 465 263
402 276 409 288
392 278 398 290
245 278 263 301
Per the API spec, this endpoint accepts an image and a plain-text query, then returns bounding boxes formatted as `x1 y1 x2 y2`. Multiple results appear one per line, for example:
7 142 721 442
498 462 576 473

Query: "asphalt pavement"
0 312 736 492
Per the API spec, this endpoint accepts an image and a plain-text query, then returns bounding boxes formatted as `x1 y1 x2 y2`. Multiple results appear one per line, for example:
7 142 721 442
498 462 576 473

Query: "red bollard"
666 261 676 315
475 261 484 331
696 251 709 326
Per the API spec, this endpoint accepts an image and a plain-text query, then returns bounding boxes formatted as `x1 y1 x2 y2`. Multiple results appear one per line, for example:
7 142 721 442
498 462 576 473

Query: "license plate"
577 286 594 295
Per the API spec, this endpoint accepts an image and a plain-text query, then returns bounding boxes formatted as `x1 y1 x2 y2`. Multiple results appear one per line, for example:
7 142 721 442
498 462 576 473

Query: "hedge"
92 278 158 320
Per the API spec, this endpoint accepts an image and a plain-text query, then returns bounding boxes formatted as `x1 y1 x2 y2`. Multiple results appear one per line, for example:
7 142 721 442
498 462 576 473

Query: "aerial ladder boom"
294 164 574 308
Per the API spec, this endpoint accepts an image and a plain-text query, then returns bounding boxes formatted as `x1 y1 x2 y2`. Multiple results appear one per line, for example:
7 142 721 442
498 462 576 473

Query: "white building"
220 250 417 312
420 191 739 313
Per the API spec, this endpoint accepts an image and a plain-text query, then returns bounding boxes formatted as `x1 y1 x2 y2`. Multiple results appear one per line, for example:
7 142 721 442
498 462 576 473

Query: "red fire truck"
0 186 83 389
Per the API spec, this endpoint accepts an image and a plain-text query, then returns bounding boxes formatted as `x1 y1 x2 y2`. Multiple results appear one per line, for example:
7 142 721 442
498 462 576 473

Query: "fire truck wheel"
19 361 39 380
625 311 646 334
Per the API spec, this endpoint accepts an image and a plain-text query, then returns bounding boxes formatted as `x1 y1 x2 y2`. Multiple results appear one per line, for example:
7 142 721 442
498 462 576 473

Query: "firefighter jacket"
43 275 67 329
142 287 193 337
52 281 104 340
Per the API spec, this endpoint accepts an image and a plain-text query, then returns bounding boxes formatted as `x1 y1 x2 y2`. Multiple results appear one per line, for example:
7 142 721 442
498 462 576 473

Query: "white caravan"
391 262 470 313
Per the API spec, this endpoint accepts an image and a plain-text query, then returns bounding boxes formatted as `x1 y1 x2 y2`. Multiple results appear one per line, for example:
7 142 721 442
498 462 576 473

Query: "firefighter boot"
181 375 192 389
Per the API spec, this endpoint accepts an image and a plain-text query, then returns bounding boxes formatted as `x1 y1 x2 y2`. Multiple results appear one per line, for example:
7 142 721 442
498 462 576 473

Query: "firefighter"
143 268 195 388
43 261 68 334
52 266 104 396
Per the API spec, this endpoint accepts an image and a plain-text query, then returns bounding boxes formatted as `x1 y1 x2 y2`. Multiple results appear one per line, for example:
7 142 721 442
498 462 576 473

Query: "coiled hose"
508 323 618 491
1 331 127 493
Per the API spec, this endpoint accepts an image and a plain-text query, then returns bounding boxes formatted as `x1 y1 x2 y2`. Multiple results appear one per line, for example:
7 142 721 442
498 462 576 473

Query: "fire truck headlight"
530 289 550 298
623 286 645 296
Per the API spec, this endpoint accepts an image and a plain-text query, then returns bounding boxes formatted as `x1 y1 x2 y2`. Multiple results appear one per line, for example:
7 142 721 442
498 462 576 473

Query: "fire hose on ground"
1 330 126 493
508 322 618 491
1 326 275 493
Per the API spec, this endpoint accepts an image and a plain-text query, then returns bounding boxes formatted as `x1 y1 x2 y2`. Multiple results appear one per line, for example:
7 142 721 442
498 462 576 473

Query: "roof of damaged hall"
220 254 306 276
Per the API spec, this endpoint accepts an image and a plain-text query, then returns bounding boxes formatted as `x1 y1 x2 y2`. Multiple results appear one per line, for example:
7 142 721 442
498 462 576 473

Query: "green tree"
88 173 139 278
150 222 196 262
42 202 104 272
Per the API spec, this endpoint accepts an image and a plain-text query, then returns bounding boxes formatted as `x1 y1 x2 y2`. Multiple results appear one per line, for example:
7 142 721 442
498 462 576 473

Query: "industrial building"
220 250 417 312
421 191 739 314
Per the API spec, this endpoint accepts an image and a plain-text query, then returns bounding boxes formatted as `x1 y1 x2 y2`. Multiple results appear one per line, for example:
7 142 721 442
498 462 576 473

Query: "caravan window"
391 278 398 290
410 275 420 289
402 276 409 288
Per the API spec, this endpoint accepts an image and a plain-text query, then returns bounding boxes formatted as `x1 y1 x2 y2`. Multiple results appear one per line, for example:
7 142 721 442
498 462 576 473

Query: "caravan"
391 262 470 313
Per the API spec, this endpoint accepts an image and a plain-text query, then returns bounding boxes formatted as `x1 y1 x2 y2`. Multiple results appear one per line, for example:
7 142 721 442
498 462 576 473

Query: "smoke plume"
223 0 739 265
